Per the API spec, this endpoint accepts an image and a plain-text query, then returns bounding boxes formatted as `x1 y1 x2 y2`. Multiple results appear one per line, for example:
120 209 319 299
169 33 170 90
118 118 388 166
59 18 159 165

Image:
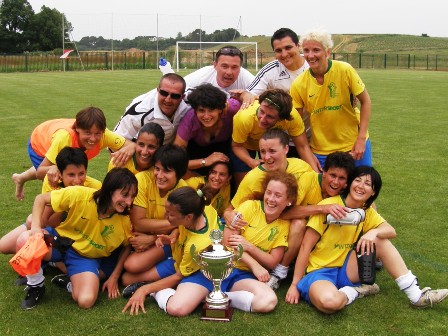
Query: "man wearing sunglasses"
114 73 190 144
184 45 255 97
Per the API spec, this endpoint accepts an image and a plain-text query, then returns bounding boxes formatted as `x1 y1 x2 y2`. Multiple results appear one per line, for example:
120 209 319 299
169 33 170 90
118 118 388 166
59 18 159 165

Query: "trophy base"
200 300 233 322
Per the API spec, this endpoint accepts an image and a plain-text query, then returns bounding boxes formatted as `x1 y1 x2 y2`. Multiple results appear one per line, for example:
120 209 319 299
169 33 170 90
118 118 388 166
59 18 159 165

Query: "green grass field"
0 69 447 335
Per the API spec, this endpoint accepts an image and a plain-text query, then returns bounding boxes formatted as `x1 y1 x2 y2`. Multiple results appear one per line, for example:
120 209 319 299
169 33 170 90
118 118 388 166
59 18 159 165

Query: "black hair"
56 147 88 173
93 167 137 215
167 185 213 220
271 28 299 49
343 166 382 209
323 151 356 179
187 83 227 111
137 122 165 147
153 144 188 180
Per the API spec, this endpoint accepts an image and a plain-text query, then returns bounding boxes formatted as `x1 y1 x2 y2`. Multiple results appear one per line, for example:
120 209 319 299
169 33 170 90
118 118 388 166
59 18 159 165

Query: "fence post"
143 52 146 69
359 53 362 68
427 55 429 70
408 54 410 69
436 55 438 71
105 52 108 69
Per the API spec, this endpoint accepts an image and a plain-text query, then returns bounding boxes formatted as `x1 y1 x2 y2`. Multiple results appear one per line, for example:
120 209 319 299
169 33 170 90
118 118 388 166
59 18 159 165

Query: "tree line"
0 0 240 53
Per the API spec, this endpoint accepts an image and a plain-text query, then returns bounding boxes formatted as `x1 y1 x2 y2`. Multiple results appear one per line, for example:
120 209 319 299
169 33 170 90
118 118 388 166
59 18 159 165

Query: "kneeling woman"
21 168 137 310
153 170 297 316
122 185 220 315
285 166 448 313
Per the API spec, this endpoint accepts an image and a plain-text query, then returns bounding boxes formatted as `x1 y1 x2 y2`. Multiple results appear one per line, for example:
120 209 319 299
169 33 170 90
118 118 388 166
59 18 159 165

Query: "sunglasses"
216 47 242 58
158 89 183 100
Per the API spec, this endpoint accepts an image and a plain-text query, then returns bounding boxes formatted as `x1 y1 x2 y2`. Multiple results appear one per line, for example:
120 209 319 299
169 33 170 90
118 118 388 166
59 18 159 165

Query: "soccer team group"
2 27 447 314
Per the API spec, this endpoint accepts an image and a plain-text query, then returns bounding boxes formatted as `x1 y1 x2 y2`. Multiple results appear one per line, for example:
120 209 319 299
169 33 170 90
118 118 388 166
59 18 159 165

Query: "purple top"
177 98 241 147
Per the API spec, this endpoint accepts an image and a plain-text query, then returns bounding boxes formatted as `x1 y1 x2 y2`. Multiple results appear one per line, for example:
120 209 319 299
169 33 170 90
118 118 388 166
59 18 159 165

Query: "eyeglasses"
216 47 242 58
158 89 183 100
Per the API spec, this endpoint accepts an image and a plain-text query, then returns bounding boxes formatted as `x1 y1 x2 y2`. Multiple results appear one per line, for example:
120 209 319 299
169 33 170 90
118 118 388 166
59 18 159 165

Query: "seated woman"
1 147 101 256
185 161 232 217
285 166 448 312
231 88 318 187
151 170 297 316
122 144 189 281
17 167 138 310
108 122 164 174
173 83 241 177
121 185 220 315
12 106 134 200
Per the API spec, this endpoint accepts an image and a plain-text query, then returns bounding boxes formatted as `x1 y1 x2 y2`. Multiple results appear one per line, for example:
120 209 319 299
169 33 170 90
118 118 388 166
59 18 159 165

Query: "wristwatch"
201 159 206 167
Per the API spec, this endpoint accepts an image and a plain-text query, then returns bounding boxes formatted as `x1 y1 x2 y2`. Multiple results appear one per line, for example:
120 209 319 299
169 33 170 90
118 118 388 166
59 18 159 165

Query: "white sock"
153 288 176 312
272 264 289 279
226 291 254 312
26 267 45 287
339 286 359 305
395 270 421 303
66 281 73 293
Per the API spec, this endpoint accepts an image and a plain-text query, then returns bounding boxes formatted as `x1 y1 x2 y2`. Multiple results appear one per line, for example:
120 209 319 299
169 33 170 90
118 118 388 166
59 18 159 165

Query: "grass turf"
0 69 447 336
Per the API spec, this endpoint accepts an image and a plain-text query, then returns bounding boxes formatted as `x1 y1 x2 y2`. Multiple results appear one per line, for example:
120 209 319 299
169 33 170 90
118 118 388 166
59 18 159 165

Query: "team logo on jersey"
279 70 290 78
101 225 114 239
328 82 338 98
268 227 279 241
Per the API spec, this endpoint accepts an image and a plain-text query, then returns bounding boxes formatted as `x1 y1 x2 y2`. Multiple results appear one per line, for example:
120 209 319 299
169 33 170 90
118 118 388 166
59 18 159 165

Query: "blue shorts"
28 139 45 169
45 227 63 262
64 246 122 278
314 139 373 169
162 244 172 258
180 268 256 291
230 149 258 173
155 258 176 279
298 251 360 304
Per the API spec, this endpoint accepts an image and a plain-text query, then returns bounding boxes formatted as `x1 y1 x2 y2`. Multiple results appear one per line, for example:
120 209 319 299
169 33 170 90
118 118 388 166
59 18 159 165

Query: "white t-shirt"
184 65 255 98
247 59 309 95
113 89 190 144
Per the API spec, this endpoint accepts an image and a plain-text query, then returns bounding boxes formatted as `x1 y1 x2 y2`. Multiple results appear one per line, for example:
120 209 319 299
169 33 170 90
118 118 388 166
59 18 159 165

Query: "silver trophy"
190 229 243 321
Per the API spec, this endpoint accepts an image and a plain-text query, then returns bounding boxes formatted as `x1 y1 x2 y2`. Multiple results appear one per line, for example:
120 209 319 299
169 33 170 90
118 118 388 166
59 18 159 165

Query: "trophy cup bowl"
190 229 242 322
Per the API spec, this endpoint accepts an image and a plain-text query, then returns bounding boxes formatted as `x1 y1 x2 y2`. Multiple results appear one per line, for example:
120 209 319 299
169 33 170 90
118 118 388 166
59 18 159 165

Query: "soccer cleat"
266 274 281 291
122 282 150 299
355 283 380 298
51 274 71 292
412 287 448 308
21 285 45 310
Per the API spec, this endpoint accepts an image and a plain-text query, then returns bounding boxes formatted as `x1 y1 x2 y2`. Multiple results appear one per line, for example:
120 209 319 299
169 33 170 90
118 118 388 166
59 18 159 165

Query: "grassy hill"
236 34 448 55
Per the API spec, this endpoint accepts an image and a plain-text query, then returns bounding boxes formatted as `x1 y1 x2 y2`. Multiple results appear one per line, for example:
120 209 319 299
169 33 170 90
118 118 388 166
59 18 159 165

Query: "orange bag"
9 235 49 276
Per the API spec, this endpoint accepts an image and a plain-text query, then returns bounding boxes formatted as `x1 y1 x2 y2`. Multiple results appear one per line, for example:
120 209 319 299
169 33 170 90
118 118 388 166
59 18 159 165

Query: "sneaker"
21 285 45 310
14 275 27 286
412 287 448 308
266 274 281 291
355 283 380 298
51 274 71 292
122 281 150 299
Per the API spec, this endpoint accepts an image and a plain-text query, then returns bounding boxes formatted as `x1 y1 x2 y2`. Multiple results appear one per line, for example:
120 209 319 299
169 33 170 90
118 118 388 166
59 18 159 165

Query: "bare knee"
252 291 278 313
74 292 97 309
312 291 345 314
166 300 194 317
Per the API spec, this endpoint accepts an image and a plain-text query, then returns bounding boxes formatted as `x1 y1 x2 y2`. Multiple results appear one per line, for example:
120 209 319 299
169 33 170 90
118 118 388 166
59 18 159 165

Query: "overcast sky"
27 0 448 40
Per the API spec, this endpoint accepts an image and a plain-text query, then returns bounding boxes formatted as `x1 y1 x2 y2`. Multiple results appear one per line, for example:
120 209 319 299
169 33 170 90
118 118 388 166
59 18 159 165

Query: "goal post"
175 41 258 72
